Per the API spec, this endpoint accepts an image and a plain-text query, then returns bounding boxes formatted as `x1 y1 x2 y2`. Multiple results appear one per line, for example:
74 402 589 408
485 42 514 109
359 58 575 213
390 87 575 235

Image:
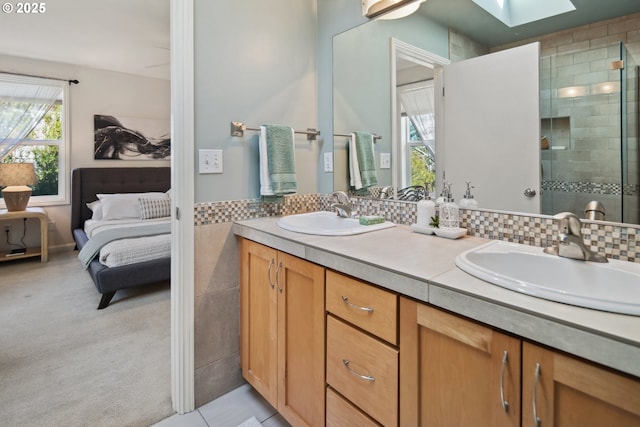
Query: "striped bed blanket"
78 221 171 269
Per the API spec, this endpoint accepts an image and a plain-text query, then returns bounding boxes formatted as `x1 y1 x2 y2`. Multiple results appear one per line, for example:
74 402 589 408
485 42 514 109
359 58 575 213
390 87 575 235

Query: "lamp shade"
0 163 37 187
0 163 37 211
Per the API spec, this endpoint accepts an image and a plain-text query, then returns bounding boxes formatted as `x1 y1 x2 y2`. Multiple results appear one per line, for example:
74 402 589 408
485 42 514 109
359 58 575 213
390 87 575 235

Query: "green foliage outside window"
407 121 435 191
2 105 61 196
410 145 435 191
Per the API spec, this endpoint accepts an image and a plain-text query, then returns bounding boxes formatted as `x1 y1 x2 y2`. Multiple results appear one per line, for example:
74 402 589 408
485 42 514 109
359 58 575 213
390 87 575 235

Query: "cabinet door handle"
275 261 283 293
342 359 375 382
532 363 541 427
500 350 510 413
341 296 374 313
267 258 275 289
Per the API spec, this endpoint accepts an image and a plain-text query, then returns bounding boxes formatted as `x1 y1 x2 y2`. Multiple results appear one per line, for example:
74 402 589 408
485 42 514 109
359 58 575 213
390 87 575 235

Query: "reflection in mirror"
391 39 448 201
332 12 449 199
540 41 638 224
332 0 640 224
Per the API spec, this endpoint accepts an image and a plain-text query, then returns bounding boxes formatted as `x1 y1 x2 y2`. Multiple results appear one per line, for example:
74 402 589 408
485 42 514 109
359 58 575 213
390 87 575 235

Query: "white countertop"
233 216 640 378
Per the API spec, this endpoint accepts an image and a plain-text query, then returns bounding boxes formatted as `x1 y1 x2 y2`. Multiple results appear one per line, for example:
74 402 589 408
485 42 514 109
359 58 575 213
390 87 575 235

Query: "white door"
441 42 540 213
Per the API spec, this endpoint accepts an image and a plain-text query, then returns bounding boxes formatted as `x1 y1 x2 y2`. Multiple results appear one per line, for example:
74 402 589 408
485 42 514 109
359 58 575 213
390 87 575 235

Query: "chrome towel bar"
230 121 320 141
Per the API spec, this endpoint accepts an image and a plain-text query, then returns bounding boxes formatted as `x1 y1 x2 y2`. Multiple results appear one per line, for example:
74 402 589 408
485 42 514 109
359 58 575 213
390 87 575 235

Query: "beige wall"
0 54 170 252
193 222 244 407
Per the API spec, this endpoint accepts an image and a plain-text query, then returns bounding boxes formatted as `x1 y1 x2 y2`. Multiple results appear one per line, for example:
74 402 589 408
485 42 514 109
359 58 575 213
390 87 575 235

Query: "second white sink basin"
455 240 640 315
277 211 395 236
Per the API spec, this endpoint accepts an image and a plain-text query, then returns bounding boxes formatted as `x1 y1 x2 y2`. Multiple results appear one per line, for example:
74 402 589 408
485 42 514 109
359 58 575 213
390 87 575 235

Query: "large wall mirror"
333 0 640 224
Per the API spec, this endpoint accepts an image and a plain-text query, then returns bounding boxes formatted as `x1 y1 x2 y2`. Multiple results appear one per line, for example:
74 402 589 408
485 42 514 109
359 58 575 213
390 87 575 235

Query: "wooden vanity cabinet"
240 239 325 427
400 296 640 427
522 341 640 427
325 270 399 427
400 297 521 427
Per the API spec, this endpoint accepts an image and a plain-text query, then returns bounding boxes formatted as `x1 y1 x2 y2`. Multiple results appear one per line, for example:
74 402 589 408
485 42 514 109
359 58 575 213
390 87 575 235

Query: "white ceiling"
0 0 170 80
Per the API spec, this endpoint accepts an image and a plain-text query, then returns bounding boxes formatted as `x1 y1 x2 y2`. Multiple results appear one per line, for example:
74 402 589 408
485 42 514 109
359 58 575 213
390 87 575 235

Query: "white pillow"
97 192 168 220
139 197 172 220
86 200 103 220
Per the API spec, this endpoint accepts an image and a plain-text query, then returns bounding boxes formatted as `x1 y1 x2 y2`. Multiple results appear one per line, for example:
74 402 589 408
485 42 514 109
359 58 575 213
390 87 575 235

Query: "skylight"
472 0 576 27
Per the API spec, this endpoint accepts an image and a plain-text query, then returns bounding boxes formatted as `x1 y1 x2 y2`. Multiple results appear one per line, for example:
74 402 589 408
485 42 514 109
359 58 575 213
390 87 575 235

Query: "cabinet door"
400 297 521 427
277 251 326 427
240 239 279 407
522 341 640 427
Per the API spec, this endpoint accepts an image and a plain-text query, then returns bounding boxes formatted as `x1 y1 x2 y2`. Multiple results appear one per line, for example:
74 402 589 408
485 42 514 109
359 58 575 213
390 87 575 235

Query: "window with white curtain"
398 80 435 191
0 73 69 206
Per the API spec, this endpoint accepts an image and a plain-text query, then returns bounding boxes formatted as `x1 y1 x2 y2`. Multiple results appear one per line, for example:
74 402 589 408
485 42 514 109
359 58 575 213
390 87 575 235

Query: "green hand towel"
265 124 297 195
354 131 378 188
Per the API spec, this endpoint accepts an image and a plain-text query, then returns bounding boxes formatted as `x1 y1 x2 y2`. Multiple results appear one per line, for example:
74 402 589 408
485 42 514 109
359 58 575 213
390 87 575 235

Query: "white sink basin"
455 240 640 315
276 211 395 236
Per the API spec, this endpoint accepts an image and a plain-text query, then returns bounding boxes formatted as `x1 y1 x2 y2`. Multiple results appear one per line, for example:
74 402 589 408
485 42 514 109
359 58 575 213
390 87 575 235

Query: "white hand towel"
349 132 363 190
259 126 274 196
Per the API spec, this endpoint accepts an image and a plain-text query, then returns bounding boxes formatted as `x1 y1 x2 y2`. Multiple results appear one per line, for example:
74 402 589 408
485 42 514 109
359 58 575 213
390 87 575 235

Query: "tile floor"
152 384 290 427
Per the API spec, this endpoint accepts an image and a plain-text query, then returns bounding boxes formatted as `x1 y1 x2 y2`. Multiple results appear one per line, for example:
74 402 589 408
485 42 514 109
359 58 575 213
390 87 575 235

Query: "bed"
71 167 171 309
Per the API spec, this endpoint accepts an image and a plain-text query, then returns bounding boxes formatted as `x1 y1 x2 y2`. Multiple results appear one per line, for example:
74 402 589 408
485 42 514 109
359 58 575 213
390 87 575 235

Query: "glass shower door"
541 41 637 223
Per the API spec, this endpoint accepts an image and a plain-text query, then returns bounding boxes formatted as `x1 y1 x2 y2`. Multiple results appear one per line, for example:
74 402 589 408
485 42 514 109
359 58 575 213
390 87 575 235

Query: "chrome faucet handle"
332 191 350 205
544 212 608 263
553 212 583 238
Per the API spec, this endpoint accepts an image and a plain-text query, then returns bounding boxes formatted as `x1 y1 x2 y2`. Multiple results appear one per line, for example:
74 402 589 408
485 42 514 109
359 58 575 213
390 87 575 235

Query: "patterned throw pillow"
139 197 171 220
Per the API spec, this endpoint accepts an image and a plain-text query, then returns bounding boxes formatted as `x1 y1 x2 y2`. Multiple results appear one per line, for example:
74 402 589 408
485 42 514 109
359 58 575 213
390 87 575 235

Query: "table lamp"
0 163 37 211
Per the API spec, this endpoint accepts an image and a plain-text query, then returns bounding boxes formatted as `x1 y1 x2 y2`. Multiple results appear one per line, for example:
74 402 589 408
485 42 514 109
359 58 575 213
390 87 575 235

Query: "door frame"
170 0 195 414
390 38 450 196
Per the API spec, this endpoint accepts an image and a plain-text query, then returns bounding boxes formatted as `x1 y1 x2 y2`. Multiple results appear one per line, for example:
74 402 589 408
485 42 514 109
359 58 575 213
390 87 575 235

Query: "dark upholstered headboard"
71 167 171 231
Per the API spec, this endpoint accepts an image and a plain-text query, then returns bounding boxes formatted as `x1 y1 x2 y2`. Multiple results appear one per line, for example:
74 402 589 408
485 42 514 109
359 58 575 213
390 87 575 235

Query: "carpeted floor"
0 250 174 427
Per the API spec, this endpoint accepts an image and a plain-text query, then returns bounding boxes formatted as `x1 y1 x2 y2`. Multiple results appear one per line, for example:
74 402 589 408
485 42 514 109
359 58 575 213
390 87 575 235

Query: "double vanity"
234 212 640 426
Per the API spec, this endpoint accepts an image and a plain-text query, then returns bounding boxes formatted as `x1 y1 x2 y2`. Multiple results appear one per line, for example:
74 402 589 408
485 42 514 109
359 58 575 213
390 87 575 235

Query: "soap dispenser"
439 184 460 230
416 192 436 227
459 181 479 209
435 181 448 206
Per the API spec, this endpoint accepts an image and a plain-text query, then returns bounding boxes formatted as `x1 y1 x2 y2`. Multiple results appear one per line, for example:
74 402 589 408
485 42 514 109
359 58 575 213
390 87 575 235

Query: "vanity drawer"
326 270 397 345
327 315 398 427
326 386 381 427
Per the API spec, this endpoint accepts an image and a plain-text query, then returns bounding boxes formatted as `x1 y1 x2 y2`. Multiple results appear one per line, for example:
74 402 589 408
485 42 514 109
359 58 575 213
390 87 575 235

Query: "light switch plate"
324 152 333 172
199 149 223 174
380 152 391 169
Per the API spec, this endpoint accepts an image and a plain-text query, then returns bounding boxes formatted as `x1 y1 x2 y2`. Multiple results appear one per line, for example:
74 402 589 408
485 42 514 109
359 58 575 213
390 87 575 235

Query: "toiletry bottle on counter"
459 181 478 209
435 181 448 206
416 193 436 227
440 184 460 229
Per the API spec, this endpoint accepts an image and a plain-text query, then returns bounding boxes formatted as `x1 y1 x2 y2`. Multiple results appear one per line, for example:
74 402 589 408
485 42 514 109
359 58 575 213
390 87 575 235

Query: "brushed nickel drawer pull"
500 350 510 413
341 296 374 313
275 261 283 293
533 363 541 427
267 258 275 289
342 359 375 382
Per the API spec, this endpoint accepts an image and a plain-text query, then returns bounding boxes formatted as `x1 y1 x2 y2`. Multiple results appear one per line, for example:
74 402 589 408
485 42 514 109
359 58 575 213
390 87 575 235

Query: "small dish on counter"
434 227 467 239
411 224 436 235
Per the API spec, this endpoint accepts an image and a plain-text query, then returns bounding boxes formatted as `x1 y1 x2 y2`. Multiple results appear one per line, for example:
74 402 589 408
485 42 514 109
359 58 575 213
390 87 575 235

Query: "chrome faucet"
379 186 393 199
331 191 353 218
543 212 608 263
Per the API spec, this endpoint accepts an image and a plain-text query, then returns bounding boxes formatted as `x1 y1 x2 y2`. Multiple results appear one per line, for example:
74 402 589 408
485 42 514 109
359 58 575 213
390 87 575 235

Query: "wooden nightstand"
0 207 48 263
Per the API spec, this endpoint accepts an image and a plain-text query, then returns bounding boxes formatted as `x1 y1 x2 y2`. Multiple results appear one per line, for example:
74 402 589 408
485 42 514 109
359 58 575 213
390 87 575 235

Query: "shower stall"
540 41 638 224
